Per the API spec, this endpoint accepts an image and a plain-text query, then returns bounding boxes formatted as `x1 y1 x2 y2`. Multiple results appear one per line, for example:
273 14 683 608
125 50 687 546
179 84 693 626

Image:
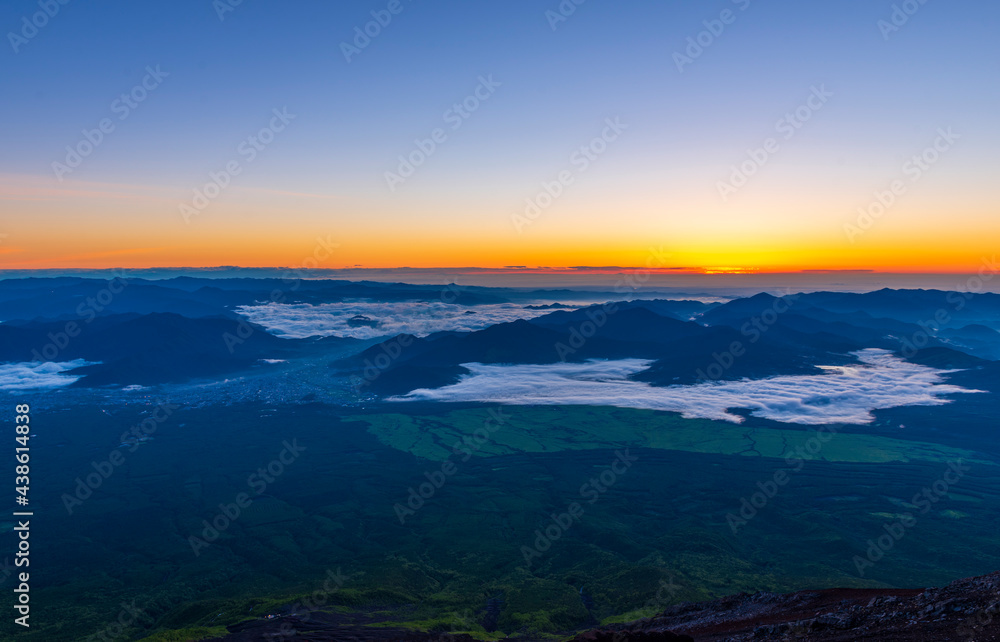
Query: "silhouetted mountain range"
0 277 509 322
333 291 1000 395
2 282 997 390
0 313 355 386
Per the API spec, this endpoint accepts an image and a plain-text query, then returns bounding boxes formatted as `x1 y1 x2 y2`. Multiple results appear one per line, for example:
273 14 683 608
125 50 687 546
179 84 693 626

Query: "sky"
0 0 997 273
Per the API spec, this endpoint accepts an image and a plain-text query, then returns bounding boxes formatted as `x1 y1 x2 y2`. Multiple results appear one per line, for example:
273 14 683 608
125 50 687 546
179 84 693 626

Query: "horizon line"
0 265 993 276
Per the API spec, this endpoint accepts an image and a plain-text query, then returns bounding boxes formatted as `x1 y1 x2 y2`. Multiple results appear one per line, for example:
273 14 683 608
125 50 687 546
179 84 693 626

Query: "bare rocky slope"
208 570 1000 641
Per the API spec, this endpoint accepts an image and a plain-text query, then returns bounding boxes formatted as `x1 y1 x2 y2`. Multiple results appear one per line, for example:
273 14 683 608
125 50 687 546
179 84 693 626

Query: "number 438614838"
15 404 29 501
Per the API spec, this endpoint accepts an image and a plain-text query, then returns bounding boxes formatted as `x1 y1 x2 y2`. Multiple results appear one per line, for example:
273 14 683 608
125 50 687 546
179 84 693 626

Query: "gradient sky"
1 0 997 272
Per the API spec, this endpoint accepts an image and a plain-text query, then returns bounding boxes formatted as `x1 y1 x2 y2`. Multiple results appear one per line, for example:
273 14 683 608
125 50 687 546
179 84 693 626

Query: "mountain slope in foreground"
203 570 1000 641
571 569 1000 641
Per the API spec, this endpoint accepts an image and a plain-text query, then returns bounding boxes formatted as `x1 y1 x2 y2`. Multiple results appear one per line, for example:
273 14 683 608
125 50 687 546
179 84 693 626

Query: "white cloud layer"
236 301 555 339
390 349 982 425
0 360 96 391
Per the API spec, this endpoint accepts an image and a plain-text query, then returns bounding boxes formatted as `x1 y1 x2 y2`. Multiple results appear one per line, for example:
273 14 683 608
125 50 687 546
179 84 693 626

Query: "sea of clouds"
235 301 556 339
389 349 981 425
0 360 95 391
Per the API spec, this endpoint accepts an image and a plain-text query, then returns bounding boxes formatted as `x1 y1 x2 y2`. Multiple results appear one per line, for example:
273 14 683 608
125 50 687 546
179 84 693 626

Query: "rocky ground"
572 570 1000 641
208 570 1000 641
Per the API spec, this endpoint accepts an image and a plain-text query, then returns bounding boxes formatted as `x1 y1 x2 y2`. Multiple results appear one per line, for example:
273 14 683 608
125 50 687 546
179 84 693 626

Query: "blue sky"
1 0 997 270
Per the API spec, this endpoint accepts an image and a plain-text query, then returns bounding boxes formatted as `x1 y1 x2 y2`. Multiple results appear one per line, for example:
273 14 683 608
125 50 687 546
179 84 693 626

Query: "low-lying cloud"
0 360 95 391
236 301 557 339
390 349 982 425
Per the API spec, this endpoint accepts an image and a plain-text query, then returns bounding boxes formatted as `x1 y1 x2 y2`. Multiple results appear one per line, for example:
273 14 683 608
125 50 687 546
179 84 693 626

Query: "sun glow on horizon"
1 171 996 275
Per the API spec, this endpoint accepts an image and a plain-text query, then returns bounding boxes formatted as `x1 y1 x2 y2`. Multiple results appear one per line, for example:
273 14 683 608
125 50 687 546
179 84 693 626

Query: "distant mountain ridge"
2 282 997 389
0 313 355 386
333 291 1000 395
